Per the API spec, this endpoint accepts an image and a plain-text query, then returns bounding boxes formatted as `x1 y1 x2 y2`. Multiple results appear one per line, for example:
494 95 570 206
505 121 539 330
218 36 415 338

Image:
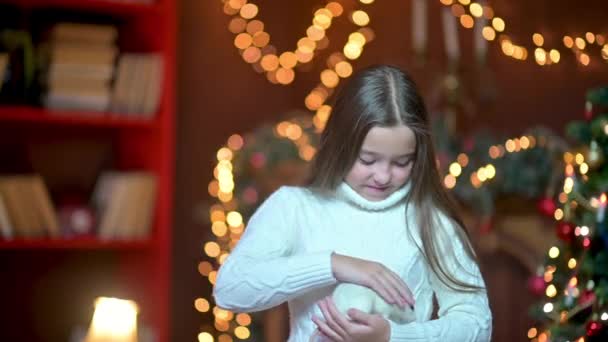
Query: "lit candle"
85 297 139 342
442 7 460 63
412 0 427 55
597 193 606 223
474 0 488 64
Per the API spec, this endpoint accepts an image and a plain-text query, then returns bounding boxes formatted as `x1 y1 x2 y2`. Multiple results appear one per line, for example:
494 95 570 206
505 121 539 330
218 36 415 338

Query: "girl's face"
345 125 416 201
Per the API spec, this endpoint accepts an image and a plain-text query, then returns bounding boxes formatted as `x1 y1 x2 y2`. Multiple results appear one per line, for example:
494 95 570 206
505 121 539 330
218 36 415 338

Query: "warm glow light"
533 33 544 46
460 15 474 29
444 174 456 189
320 69 340 88
469 3 483 17
351 10 370 26
326 2 344 16
228 18 247 34
297 37 316 53
335 61 353 77
234 326 251 339
548 246 559 258
492 17 505 32
198 332 214 342
279 52 297 69
86 297 138 342
344 42 363 59
252 32 270 47
240 3 259 19
276 67 295 85
482 26 496 41
226 211 243 227
543 303 554 313
260 54 279 71
234 33 253 49
554 208 564 220
307 25 325 41
195 298 211 313
449 163 462 177
549 49 560 63
204 242 221 257
527 328 538 338
546 284 557 297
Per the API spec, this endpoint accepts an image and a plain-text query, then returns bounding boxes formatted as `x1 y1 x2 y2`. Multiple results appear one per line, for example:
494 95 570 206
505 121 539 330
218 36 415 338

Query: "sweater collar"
336 181 410 211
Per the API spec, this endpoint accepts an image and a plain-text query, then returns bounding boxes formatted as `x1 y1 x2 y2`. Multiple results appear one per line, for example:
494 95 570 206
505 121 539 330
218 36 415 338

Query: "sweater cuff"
286 250 336 291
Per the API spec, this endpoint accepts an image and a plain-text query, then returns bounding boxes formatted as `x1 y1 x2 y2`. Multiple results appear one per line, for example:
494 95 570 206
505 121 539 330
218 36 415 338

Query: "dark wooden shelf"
0 0 162 16
0 236 157 250
0 106 156 129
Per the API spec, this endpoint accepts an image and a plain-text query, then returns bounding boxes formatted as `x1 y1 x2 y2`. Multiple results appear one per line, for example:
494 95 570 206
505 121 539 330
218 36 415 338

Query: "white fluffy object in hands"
332 283 416 324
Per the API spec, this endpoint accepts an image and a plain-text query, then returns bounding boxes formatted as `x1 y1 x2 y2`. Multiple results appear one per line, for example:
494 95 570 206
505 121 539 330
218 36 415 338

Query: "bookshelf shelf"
0 237 157 250
0 105 157 129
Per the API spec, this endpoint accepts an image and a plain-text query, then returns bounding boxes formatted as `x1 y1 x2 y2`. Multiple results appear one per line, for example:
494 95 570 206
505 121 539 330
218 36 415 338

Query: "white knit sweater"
213 182 492 341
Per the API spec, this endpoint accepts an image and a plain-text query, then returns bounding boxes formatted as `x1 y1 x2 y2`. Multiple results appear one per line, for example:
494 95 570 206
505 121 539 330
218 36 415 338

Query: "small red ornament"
580 290 597 306
556 222 576 242
527 275 546 296
538 197 557 217
586 320 603 337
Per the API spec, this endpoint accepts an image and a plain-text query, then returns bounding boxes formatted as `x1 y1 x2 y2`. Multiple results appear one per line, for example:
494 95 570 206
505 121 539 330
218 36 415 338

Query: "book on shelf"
110 53 163 117
93 171 157 240
0 53 8 93
40 22 118 113
0 193 13 239
0 174 60 239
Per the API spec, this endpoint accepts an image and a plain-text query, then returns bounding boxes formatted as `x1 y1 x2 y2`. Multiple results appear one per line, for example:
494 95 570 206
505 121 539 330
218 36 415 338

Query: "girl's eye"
359 158 375 165
394 159 413 167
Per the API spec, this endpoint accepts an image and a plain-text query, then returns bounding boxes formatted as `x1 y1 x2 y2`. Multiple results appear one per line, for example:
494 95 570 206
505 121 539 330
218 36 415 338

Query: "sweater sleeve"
388 213 493 341
213 186 337 312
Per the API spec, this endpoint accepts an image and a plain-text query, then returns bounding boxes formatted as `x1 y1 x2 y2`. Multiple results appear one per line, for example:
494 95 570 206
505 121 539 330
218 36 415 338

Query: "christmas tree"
528 87 608 341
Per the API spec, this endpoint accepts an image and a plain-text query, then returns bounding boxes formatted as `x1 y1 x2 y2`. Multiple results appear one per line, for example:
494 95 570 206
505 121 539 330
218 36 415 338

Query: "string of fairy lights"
440 0 608 66
196 1 608 341
221 0 374 134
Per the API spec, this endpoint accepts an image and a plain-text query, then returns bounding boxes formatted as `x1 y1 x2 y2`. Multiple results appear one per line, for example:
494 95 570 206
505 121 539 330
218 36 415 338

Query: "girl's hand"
311 296 390 342
331 253 415 309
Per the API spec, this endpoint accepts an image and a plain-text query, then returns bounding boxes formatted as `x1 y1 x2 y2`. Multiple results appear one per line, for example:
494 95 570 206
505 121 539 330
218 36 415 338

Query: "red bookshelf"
0 106 157 128
0 237 158 249
0 0 175 341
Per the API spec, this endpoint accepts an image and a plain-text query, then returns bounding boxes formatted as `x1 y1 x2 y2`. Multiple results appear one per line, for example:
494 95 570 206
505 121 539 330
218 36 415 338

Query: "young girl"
213 65 492 341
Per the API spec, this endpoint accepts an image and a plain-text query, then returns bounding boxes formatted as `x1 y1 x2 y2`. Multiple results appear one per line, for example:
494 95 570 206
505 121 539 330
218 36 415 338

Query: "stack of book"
41 22 118 112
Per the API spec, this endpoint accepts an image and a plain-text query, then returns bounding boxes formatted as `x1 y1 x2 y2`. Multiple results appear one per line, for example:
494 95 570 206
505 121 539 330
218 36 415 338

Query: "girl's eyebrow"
360 150 415 158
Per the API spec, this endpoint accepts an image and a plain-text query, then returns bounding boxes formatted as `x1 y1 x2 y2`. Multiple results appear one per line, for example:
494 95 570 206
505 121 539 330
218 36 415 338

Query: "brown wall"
174 0 608 340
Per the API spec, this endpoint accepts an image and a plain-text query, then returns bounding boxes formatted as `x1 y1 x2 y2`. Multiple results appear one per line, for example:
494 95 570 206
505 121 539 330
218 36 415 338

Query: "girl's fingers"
318 298 347 338
312 314 343 341
372 275 403 308
384 271 415 307
325 297 353 329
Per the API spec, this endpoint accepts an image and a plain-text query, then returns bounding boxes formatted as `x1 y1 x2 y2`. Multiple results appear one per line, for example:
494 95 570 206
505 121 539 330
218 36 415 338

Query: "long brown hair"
309 64 482 292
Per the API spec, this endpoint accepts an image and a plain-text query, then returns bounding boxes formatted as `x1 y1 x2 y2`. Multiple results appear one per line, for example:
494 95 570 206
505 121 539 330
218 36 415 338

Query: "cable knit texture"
213 183 492 341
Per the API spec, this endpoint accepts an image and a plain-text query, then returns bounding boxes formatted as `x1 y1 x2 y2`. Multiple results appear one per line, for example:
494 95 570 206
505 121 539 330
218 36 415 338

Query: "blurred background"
1 0 608 341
